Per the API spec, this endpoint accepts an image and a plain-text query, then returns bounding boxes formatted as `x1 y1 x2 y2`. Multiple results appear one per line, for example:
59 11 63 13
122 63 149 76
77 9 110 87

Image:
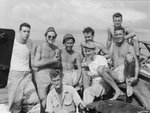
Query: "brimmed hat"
45 27 57 37
82 42 95 49
63 33 75 44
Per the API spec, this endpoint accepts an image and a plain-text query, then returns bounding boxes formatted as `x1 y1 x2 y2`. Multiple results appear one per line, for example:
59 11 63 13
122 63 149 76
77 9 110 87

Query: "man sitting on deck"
46 69 84 113
98 26 139 100
82 42 121 106
81 27 111 89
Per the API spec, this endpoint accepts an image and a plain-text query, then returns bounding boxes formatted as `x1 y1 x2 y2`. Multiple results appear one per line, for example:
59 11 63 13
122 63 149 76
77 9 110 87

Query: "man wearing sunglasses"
34 27 61 111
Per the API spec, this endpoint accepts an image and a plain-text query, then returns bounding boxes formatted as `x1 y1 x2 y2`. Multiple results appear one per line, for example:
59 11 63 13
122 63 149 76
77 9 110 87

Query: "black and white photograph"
0 0 150 113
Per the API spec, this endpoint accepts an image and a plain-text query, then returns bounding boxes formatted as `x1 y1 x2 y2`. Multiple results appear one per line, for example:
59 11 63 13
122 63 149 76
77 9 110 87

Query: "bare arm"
95 42 111 59
73 52 82 86
28 40 34 70
106 27 113 50
124 27 136 40
34 45 59 68
80 42 86 59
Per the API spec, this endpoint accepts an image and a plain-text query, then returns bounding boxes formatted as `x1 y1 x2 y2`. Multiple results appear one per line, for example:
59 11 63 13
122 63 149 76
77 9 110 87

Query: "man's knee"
97 66 107 77
126 54 134 63
133 36 138 41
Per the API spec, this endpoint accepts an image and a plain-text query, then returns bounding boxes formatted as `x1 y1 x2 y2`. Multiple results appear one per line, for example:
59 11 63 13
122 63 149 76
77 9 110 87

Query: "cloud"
1 0 149 40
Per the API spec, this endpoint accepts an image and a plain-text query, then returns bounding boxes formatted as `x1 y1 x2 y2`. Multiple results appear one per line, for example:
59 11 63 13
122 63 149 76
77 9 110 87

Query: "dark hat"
45 27 57 37
63 33 75 44
82 42 95 49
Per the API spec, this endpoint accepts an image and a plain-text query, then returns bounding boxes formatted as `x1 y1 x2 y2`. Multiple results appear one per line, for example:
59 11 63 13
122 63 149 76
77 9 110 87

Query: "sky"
0 0 149 44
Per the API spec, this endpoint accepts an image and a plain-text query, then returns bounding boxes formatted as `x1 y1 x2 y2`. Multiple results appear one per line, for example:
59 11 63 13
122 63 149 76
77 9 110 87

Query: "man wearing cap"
82 41 124 105
81 27 111 89
34 27 61 110
61 33 82 89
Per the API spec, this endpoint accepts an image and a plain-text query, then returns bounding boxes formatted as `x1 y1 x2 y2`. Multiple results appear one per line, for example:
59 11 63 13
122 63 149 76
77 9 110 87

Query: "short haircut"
19 23 31 31
113 12 122 19
83 27 95 36
114 26 125 33
50 69 63 79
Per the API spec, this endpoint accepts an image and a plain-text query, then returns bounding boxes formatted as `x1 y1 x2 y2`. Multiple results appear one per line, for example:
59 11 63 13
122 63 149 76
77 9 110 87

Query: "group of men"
7 12 139 113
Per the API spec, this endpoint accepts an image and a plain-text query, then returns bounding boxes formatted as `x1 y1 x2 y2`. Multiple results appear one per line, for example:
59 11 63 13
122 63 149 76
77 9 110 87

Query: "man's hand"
127 76 138 85
87 71 95 76
72 81 79 87
82 61 88 67
52 54 60 63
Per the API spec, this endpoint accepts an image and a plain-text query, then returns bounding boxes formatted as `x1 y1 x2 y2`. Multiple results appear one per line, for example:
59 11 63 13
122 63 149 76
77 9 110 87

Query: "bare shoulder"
36 44 42 52
94 41 105 48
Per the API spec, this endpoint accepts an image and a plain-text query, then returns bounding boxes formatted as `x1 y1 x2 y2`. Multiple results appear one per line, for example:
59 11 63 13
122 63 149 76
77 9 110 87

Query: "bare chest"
113 44 129 58
61 53 76 64
41 47 56 59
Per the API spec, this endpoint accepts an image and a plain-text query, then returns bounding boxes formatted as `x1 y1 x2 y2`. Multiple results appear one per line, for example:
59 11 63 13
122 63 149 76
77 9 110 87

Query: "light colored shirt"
46 85 82 113
88 55 108 84
10 38 32 71
88 55 108 75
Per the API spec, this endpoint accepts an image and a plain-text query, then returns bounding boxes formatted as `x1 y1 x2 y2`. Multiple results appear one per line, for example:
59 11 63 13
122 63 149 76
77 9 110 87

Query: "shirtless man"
61 34 82 88
81 27 110 59
34 27 61 109
107 12 140 58
97 26 139 100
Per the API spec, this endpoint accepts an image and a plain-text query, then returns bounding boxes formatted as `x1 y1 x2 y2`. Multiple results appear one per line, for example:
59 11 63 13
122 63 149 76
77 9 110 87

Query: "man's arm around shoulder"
124 27 136 40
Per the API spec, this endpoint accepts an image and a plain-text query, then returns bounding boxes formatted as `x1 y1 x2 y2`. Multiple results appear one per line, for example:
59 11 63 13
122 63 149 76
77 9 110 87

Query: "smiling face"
19 26 30 42
114 29 124 43
113 17 122 27
64 38 74 51
51 74 62 90
84 47 95 59
84 32 94 43
46 31 56 44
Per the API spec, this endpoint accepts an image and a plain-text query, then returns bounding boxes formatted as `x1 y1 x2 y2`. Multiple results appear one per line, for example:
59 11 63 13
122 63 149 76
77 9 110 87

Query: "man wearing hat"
61 33 82 89
34 27 61 110
82 42 124 106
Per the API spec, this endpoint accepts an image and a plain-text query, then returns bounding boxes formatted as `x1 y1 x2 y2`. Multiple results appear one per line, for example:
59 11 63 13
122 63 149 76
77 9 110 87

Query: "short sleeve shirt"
46 85 82 113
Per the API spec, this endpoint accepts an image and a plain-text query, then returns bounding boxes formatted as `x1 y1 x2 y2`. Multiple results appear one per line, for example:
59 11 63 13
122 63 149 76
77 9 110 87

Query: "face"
64 39 74 51
113 17 122 27
114 30 124 43
84 32 94 42
51 74 62 89
84 48 95 58
46 31 56 44
19 26 30 42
